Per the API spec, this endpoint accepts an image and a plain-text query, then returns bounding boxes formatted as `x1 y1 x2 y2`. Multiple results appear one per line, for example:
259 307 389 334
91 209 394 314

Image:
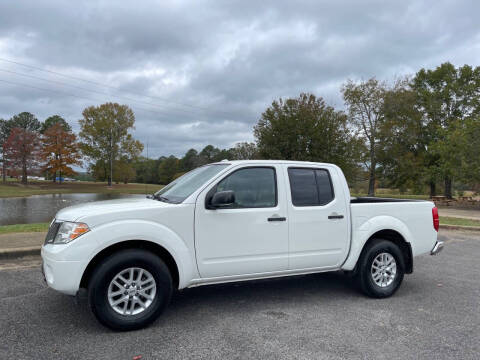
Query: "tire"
88 249 173 331
356 239 405 298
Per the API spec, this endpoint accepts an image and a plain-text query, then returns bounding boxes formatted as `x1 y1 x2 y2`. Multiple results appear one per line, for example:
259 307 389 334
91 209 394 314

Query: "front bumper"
430 241 444 255
41 246 84 295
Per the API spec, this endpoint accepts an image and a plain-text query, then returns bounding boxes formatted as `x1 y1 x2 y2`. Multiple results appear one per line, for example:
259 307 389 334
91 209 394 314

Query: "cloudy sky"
0 0 479 160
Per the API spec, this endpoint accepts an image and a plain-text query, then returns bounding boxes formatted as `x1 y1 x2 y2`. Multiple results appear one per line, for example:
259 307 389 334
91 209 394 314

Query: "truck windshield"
152 164 230 203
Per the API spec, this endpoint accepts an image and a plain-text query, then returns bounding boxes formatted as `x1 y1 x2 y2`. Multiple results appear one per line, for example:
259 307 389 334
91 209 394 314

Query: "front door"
195 165 289 278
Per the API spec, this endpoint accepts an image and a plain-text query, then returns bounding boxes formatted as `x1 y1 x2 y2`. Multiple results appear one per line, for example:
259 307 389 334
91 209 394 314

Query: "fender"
79 219 197 289
341 215 413 271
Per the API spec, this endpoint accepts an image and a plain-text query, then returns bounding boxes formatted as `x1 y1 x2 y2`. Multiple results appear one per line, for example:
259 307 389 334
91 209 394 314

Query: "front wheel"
356 239 405 298
88 249 173 331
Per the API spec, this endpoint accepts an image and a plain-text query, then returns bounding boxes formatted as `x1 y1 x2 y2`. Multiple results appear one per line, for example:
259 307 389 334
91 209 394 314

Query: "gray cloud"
0 0 479 161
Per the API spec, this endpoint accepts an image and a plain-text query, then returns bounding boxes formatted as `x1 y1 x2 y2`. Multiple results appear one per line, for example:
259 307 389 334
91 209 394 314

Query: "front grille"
44 221 61 244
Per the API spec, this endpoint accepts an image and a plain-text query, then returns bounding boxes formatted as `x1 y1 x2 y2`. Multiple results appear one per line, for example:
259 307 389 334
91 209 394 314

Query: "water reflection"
0 193 143 225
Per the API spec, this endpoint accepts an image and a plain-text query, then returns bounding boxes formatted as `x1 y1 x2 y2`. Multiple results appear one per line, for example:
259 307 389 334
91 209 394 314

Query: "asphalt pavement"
0 229 478 360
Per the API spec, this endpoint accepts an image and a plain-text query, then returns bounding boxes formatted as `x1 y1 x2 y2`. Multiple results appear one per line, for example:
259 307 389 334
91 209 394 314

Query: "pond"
0 193 144 226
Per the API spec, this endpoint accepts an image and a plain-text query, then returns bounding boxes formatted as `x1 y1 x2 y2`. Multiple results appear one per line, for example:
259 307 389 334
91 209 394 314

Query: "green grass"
440 216 480 227
0 181 163 198
0 222 50 234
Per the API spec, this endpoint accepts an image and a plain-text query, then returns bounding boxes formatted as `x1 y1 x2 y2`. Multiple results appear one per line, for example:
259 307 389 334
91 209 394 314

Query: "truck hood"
55 197 175 227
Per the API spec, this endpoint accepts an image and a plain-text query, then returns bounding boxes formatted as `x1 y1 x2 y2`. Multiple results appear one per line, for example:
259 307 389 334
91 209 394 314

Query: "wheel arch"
356 229 413 274
80 240 180 290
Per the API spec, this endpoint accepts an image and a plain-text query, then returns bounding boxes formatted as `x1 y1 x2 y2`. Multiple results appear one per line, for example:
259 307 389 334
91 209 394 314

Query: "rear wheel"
356 239 405 298
88 249 172 331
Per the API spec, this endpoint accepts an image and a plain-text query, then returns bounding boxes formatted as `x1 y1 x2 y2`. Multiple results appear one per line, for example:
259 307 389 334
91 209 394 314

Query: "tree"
342 79 387 196
158 156 178 184
377 82 429 194
196 145 232 165
459 117 480 186
79 103 144 186
113 156 136 184
10 112 41 132
254 93 363 182
1 112 41 184
133 156 159 184
230 142 258 160
4 127 41 184
411 63 480 198
0 119 13 183
40 123 82 182
179 149 199 172
41 115 71 134
198 145 221 164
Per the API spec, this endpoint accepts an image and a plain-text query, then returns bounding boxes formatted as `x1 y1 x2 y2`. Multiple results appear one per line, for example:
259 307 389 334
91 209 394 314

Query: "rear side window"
288 168 334 206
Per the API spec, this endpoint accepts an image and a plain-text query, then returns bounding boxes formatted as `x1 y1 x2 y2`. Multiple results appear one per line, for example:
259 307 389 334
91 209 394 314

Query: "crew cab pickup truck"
41 160 443 330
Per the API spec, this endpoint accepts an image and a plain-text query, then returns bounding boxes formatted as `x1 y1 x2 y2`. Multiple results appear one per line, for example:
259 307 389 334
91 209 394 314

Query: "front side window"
214 167 277 208
288 168 334 206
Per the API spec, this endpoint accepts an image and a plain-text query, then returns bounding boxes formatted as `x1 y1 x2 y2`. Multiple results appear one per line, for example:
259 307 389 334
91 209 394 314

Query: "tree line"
1 62 479 198
133 62 480 199
0 103 143 186
255 62 480 198
0 113 82 184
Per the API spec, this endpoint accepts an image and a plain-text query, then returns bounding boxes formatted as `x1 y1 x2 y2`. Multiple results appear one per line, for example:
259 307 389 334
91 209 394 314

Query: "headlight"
53 222 90 244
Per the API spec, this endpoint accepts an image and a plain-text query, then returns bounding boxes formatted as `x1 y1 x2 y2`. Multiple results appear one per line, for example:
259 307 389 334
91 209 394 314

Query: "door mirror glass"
211 190 235 208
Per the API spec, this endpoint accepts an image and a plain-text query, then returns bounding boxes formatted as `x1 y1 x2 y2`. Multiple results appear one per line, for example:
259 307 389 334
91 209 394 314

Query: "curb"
0 246 41 260
440 224 480 232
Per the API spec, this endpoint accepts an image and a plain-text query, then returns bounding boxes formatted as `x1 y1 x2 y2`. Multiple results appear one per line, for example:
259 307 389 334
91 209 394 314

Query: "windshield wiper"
148 193 174 203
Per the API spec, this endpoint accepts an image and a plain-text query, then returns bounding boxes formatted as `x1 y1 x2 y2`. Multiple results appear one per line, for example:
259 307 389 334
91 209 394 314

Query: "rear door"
195 164 289 278
285 165 350 270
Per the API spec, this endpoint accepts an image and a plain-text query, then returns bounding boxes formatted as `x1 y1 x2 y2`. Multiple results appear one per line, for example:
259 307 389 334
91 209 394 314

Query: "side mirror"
210 190 235 208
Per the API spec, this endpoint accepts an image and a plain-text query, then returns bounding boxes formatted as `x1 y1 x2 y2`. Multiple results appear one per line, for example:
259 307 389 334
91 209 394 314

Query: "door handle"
328 214 344 220
268 216 286 222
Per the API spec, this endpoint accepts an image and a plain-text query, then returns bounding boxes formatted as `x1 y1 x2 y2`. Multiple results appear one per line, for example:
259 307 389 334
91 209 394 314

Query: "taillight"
432 207 439 232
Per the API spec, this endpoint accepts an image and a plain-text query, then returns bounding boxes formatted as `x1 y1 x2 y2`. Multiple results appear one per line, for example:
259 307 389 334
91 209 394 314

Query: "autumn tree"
79 103 143 186
254 93 364 182
3 112 42 184
4 127 41 184
40 122 82 182
0 119 13 182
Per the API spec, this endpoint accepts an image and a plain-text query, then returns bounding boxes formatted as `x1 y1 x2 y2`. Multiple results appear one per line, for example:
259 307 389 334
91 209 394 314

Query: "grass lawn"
0 180 163 198
440 216 480 227
0 222 50 234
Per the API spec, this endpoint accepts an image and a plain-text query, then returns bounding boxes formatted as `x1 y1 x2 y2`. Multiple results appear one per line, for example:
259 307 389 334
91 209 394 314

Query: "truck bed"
349 198 437 258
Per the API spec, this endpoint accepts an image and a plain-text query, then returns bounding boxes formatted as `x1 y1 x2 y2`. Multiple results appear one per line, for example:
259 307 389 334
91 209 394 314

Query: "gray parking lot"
0 229 478 360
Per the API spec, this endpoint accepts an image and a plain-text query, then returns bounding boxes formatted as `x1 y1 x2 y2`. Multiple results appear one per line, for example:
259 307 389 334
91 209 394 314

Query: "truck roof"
212 159 336 167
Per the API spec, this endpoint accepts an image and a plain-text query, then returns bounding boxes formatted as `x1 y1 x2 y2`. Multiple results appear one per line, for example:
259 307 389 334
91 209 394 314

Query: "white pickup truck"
41 160 443 330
